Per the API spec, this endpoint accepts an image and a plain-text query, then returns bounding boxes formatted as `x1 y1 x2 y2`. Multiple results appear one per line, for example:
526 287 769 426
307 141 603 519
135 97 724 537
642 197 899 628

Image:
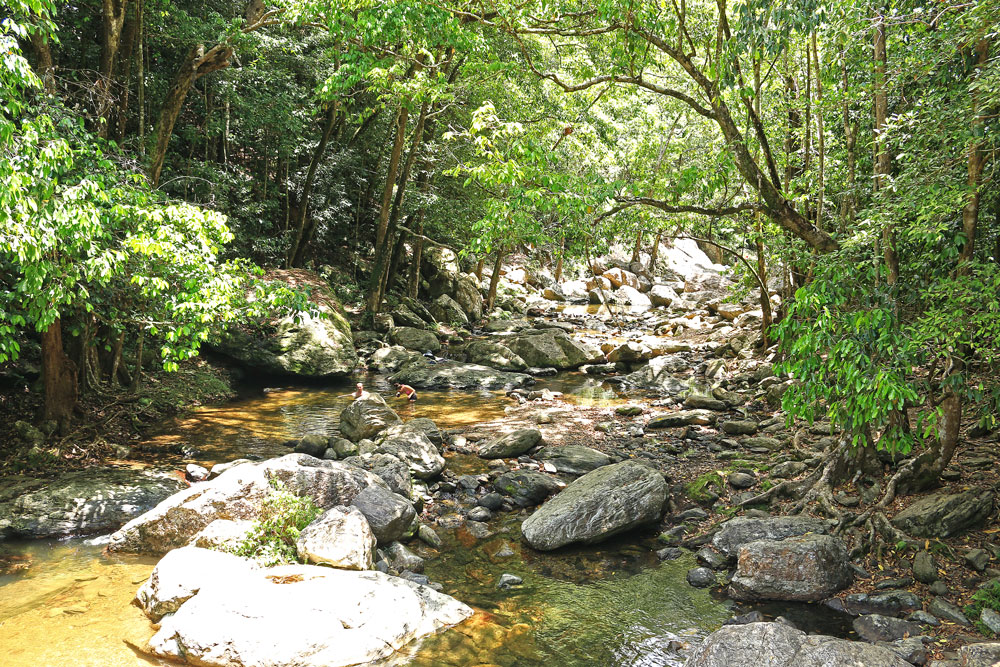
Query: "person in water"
353 382 364 399
395 383 417 401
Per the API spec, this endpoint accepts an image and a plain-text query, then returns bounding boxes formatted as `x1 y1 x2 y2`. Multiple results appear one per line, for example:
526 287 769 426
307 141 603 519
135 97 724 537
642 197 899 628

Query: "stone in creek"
478 492 504 511
712 515 829 560
506 329 603 370
389 358 532 390
296 505 375 571
852 614 923 642
686 622 911 667
373 423 445 480
417 524 442 549
657 547 683 561
843 590 922 616
109 454 388 555
138 547 471 667
467 506 492 522
339 394 402 443
684 393 728 411
890 486 994 538
350 484 416 544
729 534 853 602
186 464 211 482
521 461 666 551
0 467 187 539
927 597 971 626
385 541 425 573
687 567 717 588
497 573 522 589
720 420 757 435
294 434 329 458
696 546 727 570
646 410 716 429
464 520 492 540
615 404 644 416
535 445 611 475
478 429 543 459
388 326 441 353
494 470 562 507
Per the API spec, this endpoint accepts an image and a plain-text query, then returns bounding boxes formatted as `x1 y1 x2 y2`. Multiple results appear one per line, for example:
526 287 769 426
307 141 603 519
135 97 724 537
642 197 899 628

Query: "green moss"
685 472 724 502
965 580 1000 636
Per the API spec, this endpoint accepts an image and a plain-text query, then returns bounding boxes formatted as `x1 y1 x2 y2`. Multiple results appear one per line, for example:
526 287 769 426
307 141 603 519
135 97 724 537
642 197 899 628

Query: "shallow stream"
0 366 848 665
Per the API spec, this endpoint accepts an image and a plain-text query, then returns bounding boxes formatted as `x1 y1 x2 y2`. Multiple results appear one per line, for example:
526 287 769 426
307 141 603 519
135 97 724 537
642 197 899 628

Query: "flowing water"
0 370 847 665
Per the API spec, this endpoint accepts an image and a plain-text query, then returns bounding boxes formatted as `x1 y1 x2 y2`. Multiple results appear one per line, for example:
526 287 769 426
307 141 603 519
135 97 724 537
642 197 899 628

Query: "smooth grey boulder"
389 326 441 353
479 429 543 459
0 467 185 539
350 484 416 544
339 393 402 443
463 340 528 372
712 515 829 560
720 420 758 435
535 445 611 475
649 284 679 307
294 434 329 458
296 505 375 570
429 294 469 325
685 622 911 667
403 417 443 446
619 355 692 394
891 487 994 538
137 547 472 667
370 346 423 373
729 534 853 602
506 329 602 370
108 454 386 555
374 423 445 479
494 470 562 507
385 541 424 573
389 358 532 390
521 461 666 551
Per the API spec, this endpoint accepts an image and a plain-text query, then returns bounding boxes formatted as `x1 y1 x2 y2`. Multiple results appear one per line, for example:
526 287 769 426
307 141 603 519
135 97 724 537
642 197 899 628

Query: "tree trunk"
130 327 145 392
648 232 662 271
149 43 232 187
374 105 409 250
840 49 857 231
554 236 565 282
29 29 56 94
137 0 145 151
486 249 504 313
959 38 989 269
874 8 898 285
630 231 643 264
287 105 339 267
98 0 129 136
41 318 78 433
812 32 825 228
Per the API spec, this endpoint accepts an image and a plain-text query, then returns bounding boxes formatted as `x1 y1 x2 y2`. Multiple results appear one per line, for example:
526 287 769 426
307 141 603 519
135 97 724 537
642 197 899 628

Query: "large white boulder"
138 548 472 667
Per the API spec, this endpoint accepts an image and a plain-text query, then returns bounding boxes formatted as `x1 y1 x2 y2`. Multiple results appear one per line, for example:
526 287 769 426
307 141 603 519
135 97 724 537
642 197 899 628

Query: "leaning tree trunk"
486 249 504 313
287 105 339 267
41 318 78 434
149 43 232 187
873 8 898 285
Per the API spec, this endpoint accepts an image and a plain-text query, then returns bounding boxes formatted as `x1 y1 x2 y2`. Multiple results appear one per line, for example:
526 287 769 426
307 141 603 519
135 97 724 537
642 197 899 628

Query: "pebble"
467 506 492 522
686 567 716 588
497 573 523 589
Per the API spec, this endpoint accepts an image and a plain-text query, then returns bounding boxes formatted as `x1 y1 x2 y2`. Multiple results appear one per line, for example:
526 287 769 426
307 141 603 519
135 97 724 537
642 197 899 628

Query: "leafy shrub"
231 479 321 566
965 580 1000 636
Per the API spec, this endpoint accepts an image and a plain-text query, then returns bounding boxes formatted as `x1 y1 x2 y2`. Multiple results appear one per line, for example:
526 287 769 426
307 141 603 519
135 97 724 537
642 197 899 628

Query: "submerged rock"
137 547 471 667
686 622 911 667
521 461 666 550
0 467 186 539
494 470 562 507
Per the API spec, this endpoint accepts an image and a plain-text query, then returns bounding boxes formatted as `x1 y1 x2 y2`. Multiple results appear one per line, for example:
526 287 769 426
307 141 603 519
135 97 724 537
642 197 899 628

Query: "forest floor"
0 357 238 475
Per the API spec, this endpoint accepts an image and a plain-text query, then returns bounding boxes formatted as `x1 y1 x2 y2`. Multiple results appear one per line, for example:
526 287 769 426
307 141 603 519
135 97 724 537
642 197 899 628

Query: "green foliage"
684 471 724 503
965 581 1000 636
231 478 321 566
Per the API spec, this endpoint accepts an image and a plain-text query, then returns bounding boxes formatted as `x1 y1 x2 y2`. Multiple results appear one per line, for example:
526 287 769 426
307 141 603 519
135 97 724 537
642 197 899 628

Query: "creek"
0 314 851 666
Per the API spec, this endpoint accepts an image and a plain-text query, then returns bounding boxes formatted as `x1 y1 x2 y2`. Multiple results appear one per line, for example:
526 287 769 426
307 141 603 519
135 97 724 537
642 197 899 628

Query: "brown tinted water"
0 377 736 667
